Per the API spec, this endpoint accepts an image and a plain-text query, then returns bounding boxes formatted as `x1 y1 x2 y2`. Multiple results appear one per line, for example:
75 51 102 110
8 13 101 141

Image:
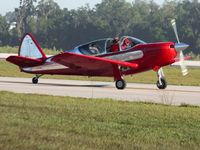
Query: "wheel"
156 78 167 89
32 77 38 84
115 79 126 90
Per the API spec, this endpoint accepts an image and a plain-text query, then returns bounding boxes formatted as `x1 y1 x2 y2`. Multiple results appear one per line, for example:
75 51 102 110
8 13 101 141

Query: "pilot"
121 38 131 50
89 44 99 54
110 36 120 52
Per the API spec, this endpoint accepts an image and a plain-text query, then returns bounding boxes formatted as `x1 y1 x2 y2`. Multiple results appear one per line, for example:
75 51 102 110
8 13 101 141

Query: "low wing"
52 52 138 71
6 56 44 67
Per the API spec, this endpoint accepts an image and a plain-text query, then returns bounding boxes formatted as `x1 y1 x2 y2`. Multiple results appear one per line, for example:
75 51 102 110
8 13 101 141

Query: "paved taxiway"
0 77 199 105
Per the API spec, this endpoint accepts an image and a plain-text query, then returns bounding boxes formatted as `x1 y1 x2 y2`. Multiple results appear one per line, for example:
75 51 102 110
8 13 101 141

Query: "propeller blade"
171 19 180 43
179 51 188 76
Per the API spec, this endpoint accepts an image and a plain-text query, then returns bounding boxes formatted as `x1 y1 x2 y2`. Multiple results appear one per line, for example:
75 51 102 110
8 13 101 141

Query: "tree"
16 0 37 37
35 0 62 48
94 0 132 36
0 15 10 45
0 0 199 54
176 0 200 54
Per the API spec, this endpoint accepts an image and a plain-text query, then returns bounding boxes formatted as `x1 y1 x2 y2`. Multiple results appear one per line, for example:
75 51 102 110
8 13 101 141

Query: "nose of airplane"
174 43 189 52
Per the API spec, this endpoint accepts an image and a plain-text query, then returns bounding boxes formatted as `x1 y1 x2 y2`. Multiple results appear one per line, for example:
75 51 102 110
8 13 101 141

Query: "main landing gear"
32 74 43 84
156 68 167 89
113 65 127 90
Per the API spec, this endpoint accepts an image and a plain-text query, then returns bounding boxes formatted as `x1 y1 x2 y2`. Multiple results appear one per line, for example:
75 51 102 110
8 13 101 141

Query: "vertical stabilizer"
19 33 46 59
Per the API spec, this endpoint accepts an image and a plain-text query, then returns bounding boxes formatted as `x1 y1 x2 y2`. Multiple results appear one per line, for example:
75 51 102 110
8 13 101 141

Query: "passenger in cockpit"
121 38 132 50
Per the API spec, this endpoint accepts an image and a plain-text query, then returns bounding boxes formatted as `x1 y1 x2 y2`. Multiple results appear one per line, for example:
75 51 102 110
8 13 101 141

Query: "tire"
32 77 38 84
115 79 126 90
156 78 167 89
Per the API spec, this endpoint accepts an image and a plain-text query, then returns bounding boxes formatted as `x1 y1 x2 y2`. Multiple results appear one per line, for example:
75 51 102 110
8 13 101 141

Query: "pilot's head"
113 37 119 43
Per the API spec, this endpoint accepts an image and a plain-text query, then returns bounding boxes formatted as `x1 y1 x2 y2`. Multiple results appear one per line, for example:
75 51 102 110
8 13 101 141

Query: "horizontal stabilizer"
6 56 44 68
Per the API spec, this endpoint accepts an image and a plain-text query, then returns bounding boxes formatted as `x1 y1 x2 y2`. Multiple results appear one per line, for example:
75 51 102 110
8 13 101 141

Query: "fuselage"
22 38 177 77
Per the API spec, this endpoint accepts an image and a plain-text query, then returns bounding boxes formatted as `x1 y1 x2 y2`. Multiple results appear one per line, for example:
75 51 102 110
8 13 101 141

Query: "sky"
0 0 164 15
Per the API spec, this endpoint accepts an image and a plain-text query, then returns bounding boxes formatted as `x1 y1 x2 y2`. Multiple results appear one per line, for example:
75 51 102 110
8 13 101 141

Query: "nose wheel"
115 79 126 90
156 68 167 89
156 78 167 89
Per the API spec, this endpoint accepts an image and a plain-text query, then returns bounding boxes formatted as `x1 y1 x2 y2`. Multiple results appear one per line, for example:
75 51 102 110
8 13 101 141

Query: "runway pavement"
0 77 200 105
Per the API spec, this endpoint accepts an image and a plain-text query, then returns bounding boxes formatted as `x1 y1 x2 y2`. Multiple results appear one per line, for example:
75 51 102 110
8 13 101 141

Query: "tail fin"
19 33 46 59
6 33 46 68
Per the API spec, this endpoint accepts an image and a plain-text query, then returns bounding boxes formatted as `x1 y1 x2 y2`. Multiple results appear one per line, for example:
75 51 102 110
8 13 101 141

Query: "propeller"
171 19 189 76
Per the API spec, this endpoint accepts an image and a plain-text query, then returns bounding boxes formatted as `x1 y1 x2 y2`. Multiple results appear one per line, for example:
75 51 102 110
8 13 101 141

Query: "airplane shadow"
0 80 110 88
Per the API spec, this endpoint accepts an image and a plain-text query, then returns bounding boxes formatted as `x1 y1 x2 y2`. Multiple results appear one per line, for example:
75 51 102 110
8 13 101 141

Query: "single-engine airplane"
6 19 189 90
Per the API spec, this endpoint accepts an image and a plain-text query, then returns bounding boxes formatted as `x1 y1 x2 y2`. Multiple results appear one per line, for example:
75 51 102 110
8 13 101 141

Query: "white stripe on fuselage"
22 62 68 72
105 50 144 61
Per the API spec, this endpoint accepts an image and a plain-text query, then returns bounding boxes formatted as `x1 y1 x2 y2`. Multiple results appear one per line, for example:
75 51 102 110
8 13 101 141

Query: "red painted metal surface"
6 33 178 78
6 56 44 67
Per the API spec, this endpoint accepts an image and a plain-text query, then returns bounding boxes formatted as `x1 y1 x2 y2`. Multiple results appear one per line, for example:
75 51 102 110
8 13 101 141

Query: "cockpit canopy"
73 36 146 55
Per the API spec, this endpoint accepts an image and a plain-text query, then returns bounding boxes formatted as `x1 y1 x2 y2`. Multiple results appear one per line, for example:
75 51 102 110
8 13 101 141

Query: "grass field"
0 91 200 150
0 46 62 55
0 60 200 86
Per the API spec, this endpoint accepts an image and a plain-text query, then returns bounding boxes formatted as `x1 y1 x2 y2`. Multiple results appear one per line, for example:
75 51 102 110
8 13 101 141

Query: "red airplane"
6 19 189 90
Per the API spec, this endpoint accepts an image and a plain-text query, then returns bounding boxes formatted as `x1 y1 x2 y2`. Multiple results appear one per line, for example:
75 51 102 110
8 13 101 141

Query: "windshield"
76 36 146 55
120 36 146 51
77 39 108 55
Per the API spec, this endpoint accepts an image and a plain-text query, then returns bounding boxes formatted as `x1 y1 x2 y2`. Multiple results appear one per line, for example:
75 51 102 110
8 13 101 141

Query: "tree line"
0 0 199 54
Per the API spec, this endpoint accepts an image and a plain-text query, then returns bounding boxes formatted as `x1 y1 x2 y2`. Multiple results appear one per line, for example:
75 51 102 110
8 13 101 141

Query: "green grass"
0 91 200 149
0 46 62 55
0 60 200 86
